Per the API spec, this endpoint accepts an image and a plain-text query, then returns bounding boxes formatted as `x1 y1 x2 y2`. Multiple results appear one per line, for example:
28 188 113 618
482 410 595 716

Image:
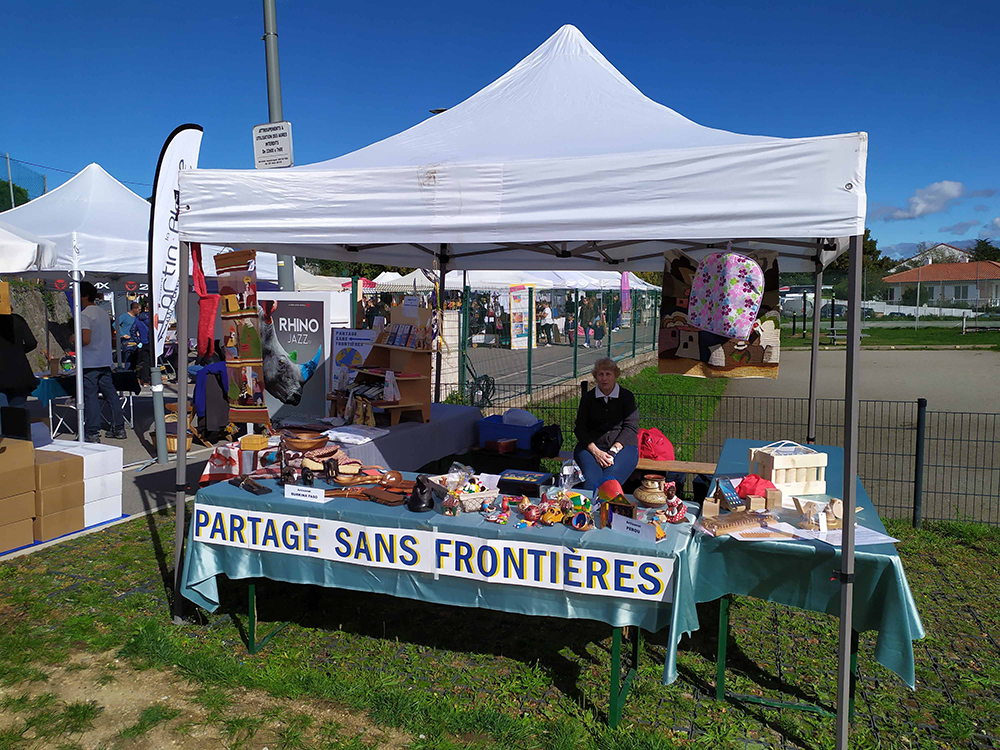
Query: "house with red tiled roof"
888 243 972 273
882 261 1000 305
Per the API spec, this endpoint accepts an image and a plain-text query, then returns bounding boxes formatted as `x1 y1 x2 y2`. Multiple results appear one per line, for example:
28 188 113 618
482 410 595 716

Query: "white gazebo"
176 25 866 745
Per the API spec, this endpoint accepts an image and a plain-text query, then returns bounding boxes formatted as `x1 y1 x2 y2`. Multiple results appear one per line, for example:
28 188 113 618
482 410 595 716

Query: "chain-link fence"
0 152 47 210
442 382 1000 526
364 284 662 400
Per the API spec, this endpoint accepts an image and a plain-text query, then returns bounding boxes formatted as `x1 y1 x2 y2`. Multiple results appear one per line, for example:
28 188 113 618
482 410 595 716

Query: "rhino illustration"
259 300 322 406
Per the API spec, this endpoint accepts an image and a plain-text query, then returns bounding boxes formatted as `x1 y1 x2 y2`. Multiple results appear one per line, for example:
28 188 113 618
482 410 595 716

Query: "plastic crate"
477 415 543 451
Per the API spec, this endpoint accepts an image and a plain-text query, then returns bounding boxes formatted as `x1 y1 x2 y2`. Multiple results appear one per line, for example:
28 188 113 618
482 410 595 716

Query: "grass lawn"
780 326 1000 348
526 366 728 463
0 504 997 749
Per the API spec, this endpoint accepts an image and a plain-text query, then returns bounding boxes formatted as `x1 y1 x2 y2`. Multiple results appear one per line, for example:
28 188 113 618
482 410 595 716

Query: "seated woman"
573 357 639 491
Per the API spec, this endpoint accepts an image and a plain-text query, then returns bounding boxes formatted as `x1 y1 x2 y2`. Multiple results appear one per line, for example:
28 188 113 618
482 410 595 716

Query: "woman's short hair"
591 357 620 377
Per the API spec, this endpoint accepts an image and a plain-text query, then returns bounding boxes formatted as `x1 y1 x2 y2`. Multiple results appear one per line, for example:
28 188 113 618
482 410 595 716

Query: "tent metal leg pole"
434 248 447 403
835 233 863 750
172 240 191 624
111 288 121 368
70 267 85 444
807 264 823 443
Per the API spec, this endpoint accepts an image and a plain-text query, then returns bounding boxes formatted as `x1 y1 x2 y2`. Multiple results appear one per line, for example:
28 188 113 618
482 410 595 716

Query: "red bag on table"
735 474 775 499
638 428 675 461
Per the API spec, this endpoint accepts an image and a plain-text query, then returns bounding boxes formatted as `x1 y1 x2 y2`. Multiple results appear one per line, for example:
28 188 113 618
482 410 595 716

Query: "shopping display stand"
343 305 432 425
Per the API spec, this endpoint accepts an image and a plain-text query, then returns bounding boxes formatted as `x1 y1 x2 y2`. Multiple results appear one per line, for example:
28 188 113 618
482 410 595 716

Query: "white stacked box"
38 441 124 526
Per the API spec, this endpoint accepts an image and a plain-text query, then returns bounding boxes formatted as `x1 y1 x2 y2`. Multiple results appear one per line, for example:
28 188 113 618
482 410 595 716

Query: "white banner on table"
194 504 673 601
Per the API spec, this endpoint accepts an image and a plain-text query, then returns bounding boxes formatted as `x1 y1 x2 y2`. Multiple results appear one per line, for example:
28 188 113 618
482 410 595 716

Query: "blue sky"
2 0 996 257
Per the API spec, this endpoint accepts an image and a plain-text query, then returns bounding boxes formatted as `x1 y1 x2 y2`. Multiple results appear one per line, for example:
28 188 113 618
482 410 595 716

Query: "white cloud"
969 188 997 198
974 205 989 212
883 181 966 221
979 218 1000 239
939 220 980 236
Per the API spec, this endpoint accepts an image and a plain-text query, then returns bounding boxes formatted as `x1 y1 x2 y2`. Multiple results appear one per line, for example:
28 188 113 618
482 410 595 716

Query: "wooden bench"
636 458 717 475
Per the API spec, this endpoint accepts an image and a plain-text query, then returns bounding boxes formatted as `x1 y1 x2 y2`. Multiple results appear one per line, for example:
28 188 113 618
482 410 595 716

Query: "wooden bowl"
280 430 329 452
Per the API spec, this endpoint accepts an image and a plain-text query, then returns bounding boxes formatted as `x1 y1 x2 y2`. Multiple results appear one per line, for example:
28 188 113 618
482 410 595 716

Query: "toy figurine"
279 466 296 486
301 467 316 486
485 496 510 524
323 458 340 483
539 506 564 526
524 505 542 522
517 496 533 513
514 520 534 529
442 494 461 516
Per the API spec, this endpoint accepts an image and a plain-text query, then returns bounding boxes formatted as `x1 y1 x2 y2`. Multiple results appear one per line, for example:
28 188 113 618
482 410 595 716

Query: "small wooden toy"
765 488 783 509
300 467 316 486
442 495 461 516
746 494 766 511
701 496 721 518
697 510 768 537
749 441 827 495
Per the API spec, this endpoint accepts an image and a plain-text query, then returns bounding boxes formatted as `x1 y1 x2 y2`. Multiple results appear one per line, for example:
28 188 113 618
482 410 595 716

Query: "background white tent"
0 221 56 274
176 25 866 743
0 164 278 280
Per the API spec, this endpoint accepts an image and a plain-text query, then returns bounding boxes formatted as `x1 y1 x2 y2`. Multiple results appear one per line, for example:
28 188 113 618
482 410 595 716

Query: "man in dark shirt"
573 358 639 490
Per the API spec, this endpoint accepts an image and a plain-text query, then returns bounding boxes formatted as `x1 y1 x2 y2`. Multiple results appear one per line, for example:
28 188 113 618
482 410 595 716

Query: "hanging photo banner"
148 123 203 360
216 249 269 423
657 249 781 379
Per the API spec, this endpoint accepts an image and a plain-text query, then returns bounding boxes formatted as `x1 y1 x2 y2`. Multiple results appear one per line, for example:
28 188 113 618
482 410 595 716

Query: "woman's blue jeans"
574 445 639 491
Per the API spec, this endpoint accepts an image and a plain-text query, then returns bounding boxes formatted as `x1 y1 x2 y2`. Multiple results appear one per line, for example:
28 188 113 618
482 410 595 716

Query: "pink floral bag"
688 251 764 340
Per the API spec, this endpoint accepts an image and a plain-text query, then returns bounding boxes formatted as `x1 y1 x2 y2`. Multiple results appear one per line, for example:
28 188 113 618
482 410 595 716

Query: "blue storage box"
477 414 543 450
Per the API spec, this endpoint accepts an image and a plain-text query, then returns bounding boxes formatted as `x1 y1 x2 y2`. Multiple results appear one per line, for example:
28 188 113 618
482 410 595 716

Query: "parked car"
886 311 909 320
820 303 847 318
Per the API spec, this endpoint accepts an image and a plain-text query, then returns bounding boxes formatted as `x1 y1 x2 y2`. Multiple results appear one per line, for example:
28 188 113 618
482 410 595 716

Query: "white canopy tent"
0 164 279 280
0 221 56 274
175 25 867 744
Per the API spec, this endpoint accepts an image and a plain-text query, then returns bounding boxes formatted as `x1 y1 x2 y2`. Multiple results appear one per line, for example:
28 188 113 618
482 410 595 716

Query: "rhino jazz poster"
257 292 334 421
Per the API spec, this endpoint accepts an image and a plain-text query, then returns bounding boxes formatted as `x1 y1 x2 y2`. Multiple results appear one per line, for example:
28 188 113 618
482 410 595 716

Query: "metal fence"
443 382 1000 526
1 151 47 210
365 285 662 399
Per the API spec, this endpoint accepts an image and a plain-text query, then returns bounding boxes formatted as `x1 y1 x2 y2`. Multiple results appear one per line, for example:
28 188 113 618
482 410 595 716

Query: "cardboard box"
0 519 33 553
0 280 10 316
34 451 85 490
0 491 35 524
32 506 85 543
34 481 84 517
0 438 35 500
84 472 123 504
38 440 123 479
84 494 123 527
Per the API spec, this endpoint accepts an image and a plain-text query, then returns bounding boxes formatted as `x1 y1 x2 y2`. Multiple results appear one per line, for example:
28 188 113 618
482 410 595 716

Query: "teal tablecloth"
181 476 701 684
685 439 925 687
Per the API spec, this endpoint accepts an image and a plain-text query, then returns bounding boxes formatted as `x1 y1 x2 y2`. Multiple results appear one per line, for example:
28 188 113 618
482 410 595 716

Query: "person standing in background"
539 301 554 346
75 281 126 443
116 301 140 368
130 304 152 386
0 311 39 409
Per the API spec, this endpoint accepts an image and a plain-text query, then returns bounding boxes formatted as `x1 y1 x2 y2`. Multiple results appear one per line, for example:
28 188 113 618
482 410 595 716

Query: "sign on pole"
253 121 294 169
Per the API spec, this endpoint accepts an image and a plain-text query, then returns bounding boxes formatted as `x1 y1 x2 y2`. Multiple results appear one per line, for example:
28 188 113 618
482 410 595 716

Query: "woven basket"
164 432 193 454
240 434 269 450
427 475 500 513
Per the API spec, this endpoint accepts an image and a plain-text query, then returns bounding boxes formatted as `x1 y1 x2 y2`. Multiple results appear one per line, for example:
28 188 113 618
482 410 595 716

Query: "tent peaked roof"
0 163 150 272
179 25 866 271
307 24 770 170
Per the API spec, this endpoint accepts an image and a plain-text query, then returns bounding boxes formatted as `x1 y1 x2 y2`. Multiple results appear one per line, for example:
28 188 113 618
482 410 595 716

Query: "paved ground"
725 349 1000 412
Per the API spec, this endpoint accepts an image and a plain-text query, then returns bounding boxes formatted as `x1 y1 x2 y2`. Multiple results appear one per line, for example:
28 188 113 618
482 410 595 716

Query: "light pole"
263 0 295 291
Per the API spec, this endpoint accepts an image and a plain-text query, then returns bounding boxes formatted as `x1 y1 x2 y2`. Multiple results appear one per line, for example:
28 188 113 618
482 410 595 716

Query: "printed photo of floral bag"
688 250 764 340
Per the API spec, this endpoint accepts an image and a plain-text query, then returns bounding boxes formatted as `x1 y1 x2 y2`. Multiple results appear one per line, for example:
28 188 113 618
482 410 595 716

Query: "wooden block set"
748 441 827 496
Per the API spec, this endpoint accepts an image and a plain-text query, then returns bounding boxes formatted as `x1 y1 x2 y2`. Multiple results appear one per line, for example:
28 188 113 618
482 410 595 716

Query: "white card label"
284 485 326 503
611 514 656 542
